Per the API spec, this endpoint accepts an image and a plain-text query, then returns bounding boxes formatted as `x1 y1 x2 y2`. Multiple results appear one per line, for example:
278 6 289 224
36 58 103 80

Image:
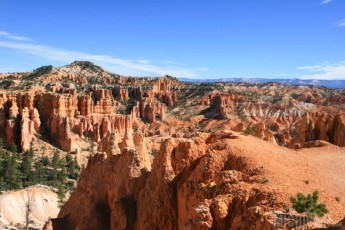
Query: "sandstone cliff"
289 112 345 147
55 132 291 229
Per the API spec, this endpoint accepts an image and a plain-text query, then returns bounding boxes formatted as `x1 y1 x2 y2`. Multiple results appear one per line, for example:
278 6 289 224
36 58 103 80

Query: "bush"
290 190 328 218
151 148 157 157
244 125 257 135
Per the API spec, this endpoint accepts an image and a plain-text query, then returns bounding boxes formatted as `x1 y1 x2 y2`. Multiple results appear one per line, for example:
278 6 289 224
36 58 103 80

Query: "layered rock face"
0 93 40 150
113 86 129 101
38 87 133 151
201 93 306 146
20 107 40 151
290 112 345 147
0 78 178 152
0 87 124 152
55 132 283 230
137 97 166 123
129 77 178 123
211 93 301 123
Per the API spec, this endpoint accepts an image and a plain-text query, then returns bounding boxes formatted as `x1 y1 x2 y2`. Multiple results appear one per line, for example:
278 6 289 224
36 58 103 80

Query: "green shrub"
151 148 157 157
290 190 328 218
244 125 257 135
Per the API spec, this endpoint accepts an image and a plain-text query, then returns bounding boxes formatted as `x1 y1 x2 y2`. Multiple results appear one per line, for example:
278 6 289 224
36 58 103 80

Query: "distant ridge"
178 77 345 89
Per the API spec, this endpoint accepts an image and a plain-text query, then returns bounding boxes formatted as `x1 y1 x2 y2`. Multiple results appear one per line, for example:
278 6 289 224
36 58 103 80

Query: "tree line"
0 140 80 203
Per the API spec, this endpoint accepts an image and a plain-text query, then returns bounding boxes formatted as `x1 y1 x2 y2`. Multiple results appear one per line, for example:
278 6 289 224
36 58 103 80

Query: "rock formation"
290 112 345 147
20 107 35 151
55 133 288 229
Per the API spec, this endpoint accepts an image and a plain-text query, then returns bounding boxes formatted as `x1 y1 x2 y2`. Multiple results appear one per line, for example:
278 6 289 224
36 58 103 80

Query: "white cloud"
337 19 345 27
136 59 150 64
298 62 345 80
321 0 332 4
198 67 209 72
0 40 204 77
0 31 33 41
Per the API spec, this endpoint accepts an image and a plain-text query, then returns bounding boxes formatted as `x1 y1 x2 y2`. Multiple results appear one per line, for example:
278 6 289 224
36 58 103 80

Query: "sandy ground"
225 133 345 222
0 186 59 229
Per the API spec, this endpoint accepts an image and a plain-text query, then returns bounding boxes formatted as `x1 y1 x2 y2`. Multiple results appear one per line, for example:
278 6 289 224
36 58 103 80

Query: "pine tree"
0 138 4 149
66 154 77 179
66 154 72 164
33 161 45 184
51 150 60 186
10 143 18 153
58 158 67 184
7 155 21 189
57 182 66 207
41 156 50 166
21 151 33 186
0 176 6 190
290 190 329 218
74 156 80 179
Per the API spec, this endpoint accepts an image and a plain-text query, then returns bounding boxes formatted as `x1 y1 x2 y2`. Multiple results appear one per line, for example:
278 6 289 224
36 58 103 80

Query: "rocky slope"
52 130 345 229
0 186 59 229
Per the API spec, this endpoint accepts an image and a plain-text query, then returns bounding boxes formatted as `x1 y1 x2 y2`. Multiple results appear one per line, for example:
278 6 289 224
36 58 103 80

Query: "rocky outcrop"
20 107 36 151
0 93 42 150
0 86 134 152
5 119 16 146
92 89 117 114
290 112 345 147
56 134 286 229
333 113 345 146
49 115 73 152
138 97 166 123
212 93 301 123
113 86 129 101
97 130 121 157
252 122 278 144
56 137 151 229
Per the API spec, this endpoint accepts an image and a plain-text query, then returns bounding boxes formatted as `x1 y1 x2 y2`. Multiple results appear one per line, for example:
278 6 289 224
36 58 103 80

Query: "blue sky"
0 0 345 79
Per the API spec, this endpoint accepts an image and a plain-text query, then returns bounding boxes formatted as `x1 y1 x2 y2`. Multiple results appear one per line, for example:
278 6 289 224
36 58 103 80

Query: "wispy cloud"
320 0 332 4
337 19 345 27
298 61 345 80
0 31 33 42
198 67 209 72
0 35 204 77
136 59 150 64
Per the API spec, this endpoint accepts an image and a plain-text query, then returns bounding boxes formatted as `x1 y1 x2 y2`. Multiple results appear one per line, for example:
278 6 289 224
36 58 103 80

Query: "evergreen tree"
7 155 21 189
21 151 33 186
41 156 50 166
290 190 329 218
57 182 66 207
65 154 72 166
51 150 60 186
33 161 45 184
58 158 67 184
66 154 77 179
0 176 6 190
0 138 4 149
73 156 80 179
10 143 18 153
